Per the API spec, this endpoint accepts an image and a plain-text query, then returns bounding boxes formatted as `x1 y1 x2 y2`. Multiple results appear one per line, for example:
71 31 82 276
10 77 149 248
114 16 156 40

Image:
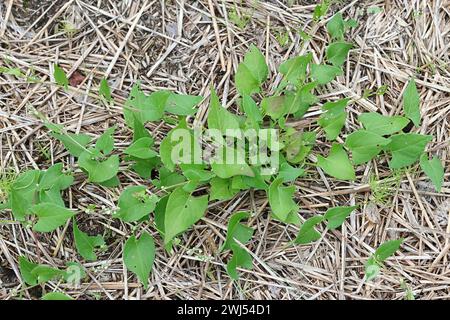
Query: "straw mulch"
0 0 449 300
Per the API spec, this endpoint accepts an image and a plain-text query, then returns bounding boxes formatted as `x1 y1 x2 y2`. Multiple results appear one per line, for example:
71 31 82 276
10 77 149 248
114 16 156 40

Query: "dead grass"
0 0 449 300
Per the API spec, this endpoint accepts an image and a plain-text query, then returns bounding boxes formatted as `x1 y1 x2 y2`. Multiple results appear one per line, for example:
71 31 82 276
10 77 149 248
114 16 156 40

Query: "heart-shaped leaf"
32 203 76 232
123 232 155 290
317 143 355 180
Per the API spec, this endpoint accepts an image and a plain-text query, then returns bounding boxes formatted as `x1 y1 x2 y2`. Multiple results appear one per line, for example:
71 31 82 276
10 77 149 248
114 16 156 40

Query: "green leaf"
123 232 155 290
358 112 409 136
317 143 355 180
324 206 357 229
294 215 324 244
10 170 40 221
318 98 349 140
345 130 391 165
210 177 240 201
159 118 200 171
31 203 76 232
235 44 268 95
326 13 345 40
165 93 202 116
278 162 304 182
19 256 39 286
180 164 215 183
326 42 352 67
279 53 312 85
99 78 112 102
403 79 421 127
95 126 115 155
226 243 253 280
284 131 316 164
115 186 159 222
268 178 298 222
73 220 105 261
221 211 254 252
163 187 208 246
207 88 240 132
291 82 318 118
78 152 119 183
124 84 170 126
365 256 381 281
41 292 73 300
375 239 403 262
311 64 343 84
261 95 286 120
241 94 263 126
50 131 91 158
385 133 432 169
124 137 157 159
420 154 444 192
53 64 68 90
38 163 73 192
131 113 151 142
211 146 254 179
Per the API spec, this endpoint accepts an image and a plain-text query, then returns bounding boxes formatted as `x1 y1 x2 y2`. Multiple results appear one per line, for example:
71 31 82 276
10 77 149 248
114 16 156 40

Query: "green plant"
365 239 403 281
5 11 445 297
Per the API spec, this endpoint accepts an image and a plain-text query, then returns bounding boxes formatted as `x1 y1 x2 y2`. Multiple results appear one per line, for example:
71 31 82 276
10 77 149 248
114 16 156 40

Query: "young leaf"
345 130 391 165
326 42 352 67
374 238 403 262
317 143 355 181
78 152 119 183
41 292 73 300
318 98 349 140
403 79 420 127
385 133 432 169
165 93 203 116
99 78 112 102
124 137 157 159
279 53 312 85
53 64 68 90
294 215 324 244
358 112 409 136
207 88 240 132
326 13 345 40
235 44 268 95
311 64 343 84
73 220 105 261
123 232 155 290
419 154 444 192
114 186 159 222
365 256 381 281
31 203 76 232
324 206 357 229
268 178 298 222
163 187 208 246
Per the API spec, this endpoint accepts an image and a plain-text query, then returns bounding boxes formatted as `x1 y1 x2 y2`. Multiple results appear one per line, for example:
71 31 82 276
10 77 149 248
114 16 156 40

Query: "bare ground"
0 0 449 300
